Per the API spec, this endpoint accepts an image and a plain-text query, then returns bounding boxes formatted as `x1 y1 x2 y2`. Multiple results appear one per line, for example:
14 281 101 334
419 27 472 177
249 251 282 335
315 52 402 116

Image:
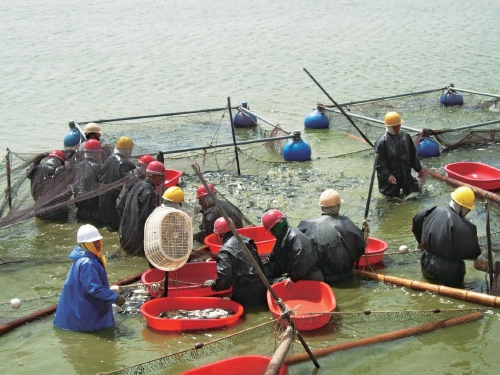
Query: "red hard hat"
214 217 233 235
137 155 155 166
48 150 65 162
146 161 165 175
196 184 216 199
262 209 285 232
84 139 102 152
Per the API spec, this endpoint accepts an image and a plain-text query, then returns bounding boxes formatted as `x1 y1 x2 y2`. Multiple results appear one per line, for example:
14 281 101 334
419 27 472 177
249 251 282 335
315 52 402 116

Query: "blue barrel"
417 137 440 158
64 122 81 147
233 102 257 128
440 84 463 106
304 105 329 129
283 131 311 161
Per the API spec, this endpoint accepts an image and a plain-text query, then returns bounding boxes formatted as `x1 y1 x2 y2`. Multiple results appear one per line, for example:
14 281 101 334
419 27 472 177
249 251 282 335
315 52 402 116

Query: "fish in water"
158 308 235 319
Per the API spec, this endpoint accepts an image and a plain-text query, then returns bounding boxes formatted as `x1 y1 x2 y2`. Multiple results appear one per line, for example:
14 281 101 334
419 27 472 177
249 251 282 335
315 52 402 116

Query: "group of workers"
51 112 483 332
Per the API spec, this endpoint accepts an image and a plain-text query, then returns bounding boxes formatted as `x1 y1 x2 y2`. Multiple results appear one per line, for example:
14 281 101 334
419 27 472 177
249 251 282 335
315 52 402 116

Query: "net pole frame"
227 97 241 176
5 149 12 210
191 164 320 369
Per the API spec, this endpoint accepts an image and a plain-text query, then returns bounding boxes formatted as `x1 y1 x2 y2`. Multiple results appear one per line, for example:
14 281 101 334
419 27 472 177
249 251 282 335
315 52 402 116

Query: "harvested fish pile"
158 308 235 319
115 287 152 315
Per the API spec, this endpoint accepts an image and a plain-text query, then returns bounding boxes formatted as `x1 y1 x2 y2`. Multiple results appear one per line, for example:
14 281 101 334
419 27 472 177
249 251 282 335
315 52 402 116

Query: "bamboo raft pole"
284 311 483 366
0 270 145 336
354 269 500 308
423 167 500 206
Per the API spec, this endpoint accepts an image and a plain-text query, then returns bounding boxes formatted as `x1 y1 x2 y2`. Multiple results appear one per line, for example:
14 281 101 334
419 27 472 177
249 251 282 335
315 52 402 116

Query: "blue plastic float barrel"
233 102 257 128
304 105 329 129
440 84 463 106
64 121 82 148
416 129 440 158
282 131 311 161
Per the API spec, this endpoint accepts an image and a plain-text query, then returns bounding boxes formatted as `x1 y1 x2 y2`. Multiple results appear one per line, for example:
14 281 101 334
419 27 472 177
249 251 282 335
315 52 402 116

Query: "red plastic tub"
141 262 231 298
140 296 243 332
267 280 336 331
357 237 389 267
165 169 182 189
204 226 276 255
180 355 288 375
444 162 500 191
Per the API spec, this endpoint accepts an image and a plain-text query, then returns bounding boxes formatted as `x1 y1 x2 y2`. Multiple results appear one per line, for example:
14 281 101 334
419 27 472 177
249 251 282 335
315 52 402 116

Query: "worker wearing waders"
262 209 323 289
204 217 267 307
98 136 136 231
116 154 156 221
26 149 70 221
54 225 126 332
374 112 423 198
73 139 103 225
298 189 365 284
119 161 165 256
412 186 481 287
193 183 244 243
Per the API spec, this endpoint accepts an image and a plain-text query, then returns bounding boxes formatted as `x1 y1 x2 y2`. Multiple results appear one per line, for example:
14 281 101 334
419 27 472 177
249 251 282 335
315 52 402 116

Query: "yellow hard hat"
162 186 185 203
83 122 101 135
115 136 133 150
384 112 403 126
451 186 475 210
319 189 342 207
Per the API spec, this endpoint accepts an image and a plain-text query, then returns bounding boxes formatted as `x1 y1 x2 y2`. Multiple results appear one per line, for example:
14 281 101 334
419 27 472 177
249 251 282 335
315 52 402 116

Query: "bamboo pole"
0 271 145 336
354 269 500 308
284 311 483 365
264 325 295 375
423 167 500 206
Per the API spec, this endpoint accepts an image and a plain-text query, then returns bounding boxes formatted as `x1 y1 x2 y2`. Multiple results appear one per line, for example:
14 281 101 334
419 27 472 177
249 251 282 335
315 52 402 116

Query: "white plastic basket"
144 207 193 271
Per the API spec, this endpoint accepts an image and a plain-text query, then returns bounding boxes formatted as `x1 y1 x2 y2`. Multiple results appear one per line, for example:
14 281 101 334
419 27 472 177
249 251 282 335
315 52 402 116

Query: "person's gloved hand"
204 279 215 288
115 295 126 307
284 278 295 290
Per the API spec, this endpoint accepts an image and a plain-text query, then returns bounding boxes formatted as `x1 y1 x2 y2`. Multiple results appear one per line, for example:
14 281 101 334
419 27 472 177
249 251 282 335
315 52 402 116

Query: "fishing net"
323 86 500 151
96 308 483 375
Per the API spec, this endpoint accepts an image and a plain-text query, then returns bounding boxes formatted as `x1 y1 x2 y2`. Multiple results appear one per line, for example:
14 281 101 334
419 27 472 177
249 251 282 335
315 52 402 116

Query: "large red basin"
444 162 500 191
204 226 275 255
358 237 389 267
180 355 288 375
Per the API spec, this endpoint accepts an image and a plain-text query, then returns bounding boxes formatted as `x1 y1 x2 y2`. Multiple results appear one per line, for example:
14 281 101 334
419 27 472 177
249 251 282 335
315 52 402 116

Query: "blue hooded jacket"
54 245 118 331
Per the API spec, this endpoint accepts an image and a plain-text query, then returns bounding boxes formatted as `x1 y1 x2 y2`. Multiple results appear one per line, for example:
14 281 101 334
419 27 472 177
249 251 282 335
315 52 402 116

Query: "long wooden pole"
423 167 500 205
227 97 242 176
354 269 500 308
486 201 494 291
284 311 483 365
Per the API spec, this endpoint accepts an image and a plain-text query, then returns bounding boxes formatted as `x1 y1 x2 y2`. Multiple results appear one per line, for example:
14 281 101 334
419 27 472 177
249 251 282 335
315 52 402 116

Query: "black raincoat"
119 180 159 256
27 159 70 220
193 200 244 243
263 226 322 283
116 172 143 222
212 234 267 307
412 205 481 287
298 214 365 284
98 154 135 230
374 130 422 197
73 158 102 224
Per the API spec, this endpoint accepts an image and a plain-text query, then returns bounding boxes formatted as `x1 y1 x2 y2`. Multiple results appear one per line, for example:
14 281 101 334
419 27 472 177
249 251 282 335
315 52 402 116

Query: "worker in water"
262 209 323 289
77 123 113 162
54 224 126 332
73 139 104 224
204 217 267 307
412 186 481 287
193 183 244 243
26 149 70 221
298 189 365 284
374 112 424 198
161 186 184 210
116 154 156 221
98 136 136 231
119 161 165 256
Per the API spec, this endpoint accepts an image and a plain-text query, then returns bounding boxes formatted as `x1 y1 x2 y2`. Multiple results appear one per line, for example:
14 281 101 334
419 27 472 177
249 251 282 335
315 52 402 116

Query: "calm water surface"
1 1 499 374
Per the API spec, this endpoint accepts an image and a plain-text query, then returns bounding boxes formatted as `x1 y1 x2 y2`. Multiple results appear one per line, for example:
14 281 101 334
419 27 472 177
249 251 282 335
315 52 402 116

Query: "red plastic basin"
267 280 336 331
358 237 389 267
204 226 276 255
140 296 243 332
180 355 288 375
444 162 500 191
141 262 231 298
165 169 182 189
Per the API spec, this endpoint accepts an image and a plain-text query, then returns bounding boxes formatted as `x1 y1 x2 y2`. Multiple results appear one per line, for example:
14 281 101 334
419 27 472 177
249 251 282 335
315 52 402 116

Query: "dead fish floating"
158 308 235 320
